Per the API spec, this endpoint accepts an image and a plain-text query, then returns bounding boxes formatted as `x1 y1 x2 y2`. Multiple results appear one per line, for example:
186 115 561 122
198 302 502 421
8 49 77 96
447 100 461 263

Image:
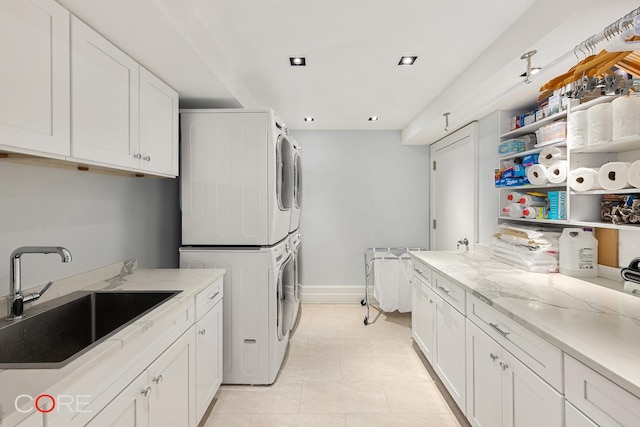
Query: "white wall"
0 162 180 297
477 112 500 244
291 130 430 302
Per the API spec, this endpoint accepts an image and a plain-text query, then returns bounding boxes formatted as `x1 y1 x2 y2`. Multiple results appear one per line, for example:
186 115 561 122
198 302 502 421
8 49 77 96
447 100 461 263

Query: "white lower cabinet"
87 326 196 427
411 274 437 362
565 401 598 427
195 295 223 420
466 320 563 427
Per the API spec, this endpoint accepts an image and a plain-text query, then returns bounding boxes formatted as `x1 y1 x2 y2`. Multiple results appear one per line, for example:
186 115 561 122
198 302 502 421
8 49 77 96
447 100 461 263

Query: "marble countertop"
0 262 224 426
410 250 640 399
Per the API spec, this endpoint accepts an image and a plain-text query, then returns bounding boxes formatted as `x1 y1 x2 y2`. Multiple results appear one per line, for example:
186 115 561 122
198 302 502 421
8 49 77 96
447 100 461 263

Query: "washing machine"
289 135 302 232
289 231 302 332
179 239 293 385
180 108 294 246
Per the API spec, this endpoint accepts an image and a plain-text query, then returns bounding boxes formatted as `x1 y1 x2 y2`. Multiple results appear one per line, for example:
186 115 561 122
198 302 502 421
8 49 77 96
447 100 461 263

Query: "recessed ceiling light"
398 56 418 66
304 117 314 122
289 56 306 66
368 116 379 122
520 67 542 77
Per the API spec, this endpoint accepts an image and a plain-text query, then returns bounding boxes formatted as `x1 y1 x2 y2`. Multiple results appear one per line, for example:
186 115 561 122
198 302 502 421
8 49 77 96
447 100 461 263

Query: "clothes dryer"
180 109 294 246
289 136 302 232
289 231 302 332
180 239 292 385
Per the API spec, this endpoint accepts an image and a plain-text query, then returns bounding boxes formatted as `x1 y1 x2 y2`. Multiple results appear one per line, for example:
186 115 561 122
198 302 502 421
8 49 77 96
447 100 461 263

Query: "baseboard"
300 285 375 304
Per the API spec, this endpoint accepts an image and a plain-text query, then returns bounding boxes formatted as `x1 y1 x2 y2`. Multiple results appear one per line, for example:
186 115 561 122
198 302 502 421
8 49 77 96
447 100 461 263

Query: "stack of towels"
622 258 640 296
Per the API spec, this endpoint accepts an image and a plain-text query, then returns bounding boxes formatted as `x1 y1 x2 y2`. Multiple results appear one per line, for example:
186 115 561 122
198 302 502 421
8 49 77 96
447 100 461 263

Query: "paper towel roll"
598 162 632 190
568 110 588 149
538 146 567 167
569 168 603 192
588 103 613 146
526 164 549 185
546 161 567 184
612 96 640 140
628 160 640 188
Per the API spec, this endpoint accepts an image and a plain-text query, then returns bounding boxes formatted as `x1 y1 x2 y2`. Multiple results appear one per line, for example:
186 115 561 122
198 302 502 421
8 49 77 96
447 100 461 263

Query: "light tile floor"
203 304 467 427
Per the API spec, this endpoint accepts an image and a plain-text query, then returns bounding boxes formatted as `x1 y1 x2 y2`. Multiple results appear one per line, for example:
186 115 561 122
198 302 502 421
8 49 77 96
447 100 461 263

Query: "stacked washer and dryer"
179 109 302 385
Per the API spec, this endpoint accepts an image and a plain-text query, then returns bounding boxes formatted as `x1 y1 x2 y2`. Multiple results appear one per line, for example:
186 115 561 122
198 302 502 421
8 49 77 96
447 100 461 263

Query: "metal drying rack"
361 247 424 325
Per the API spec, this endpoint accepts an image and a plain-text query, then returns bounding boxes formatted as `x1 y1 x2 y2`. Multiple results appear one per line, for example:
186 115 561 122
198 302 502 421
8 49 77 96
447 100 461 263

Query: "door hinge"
433 219 436 229
433 161 436 171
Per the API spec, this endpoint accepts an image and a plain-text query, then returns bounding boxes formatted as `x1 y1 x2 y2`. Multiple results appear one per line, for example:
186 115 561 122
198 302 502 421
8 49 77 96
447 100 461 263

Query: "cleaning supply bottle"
502 203 524 218
518 194 547 207
559 228 598 277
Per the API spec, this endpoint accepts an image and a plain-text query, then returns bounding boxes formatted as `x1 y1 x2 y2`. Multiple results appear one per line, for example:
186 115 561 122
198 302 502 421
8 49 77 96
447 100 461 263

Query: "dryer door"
293 245 301 304
293 150 302 209
277 253 294 341
276 135 294 211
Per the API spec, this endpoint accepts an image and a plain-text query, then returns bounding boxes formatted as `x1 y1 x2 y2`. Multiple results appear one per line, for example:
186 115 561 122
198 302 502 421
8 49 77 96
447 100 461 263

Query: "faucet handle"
22 281 54 304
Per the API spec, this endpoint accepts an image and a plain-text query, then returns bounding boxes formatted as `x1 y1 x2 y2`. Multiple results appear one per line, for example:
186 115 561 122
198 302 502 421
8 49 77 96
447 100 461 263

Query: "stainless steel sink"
0 290 180 369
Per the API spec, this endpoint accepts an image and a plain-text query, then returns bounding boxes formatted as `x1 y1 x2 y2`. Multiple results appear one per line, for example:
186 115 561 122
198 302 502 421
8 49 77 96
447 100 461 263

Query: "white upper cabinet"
0 0 70 156
139 67 179 176
70 16 139 170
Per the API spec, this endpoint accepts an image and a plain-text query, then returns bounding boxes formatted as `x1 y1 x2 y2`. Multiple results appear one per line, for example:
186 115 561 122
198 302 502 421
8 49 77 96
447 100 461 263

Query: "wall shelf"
497 183 566 191
498 216 568 225
572 135 640 154
500 111 567 139
499 140 566 161
570 188 640 195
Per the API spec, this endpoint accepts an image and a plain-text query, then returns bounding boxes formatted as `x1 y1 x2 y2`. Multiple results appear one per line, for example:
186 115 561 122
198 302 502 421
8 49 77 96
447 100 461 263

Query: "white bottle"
502 203 524 218
559 228 598 277
518 194 547 207
521 207 537 219
506 191 523 203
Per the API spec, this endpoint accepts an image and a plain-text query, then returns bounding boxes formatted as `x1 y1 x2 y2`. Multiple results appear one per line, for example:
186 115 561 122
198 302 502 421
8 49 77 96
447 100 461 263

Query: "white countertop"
410 250 640 399
0 262 224 426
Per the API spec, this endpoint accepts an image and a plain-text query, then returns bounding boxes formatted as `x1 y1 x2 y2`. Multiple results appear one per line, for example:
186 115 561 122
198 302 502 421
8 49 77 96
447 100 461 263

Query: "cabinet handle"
429 299 434 304
152 375 163 384
134 153 142 160
500 362 509 371
141 387 152 397
489 322 510 337
143 155 151 161
414 268 424 274
435 284 451 295
208 291 220 300
199 329 206 335
490 353 498 361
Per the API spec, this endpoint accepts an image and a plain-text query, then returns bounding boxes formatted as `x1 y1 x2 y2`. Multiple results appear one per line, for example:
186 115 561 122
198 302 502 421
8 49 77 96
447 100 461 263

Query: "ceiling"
58 0 639 144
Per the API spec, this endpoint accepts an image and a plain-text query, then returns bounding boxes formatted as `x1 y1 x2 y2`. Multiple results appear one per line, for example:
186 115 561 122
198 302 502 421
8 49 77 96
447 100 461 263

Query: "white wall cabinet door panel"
195 300 223 421
148 329 195 427
0 0 70 156
434 298 466 413
86 371 149 427
466 320 502 427
501 350 563 427
71 16 138 168
139 67 178 176
411 276 438 363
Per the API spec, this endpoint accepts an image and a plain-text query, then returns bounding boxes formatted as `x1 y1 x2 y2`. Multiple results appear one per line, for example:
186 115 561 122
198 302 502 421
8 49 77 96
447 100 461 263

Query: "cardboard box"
547 191 567 220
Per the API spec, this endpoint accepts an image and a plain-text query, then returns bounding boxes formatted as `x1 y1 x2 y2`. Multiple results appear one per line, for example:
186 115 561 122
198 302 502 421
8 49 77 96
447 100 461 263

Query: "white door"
411 276 438 362
0 0 70 156
86 371 149 427
431 122 478 250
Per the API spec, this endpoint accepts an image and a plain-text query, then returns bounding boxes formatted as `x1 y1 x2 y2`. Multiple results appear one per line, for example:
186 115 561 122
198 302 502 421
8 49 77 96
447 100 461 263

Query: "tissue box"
547 191 567 220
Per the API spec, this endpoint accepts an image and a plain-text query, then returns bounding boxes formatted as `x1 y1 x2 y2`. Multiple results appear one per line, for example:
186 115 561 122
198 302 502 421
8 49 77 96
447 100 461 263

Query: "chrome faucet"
7 246 72 320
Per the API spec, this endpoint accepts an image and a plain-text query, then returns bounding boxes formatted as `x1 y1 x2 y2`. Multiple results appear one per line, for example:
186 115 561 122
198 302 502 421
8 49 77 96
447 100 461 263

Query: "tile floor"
203 304 467 427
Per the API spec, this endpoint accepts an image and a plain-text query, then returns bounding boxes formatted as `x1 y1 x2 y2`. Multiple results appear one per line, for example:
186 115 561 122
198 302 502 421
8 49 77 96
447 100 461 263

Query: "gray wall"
291 130 430 292
0 161 180 297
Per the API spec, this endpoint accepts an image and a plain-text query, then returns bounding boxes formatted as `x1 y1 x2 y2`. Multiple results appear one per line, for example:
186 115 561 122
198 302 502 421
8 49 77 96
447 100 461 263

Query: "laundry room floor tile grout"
203 304 469 427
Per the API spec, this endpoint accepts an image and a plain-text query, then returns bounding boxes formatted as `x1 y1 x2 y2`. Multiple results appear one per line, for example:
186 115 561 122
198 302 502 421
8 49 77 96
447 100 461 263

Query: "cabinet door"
148 328 196 427
434 298 466 413
411 276 437 362
0 0 70 156
466 321 502 427
501 350 563 427
195 300 223 421
70 16 139 168
565 402 598 427
86 371 149 427
139 67 178 176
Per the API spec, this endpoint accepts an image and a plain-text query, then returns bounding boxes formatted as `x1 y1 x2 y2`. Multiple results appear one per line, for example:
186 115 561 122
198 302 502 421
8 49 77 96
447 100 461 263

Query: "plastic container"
535 121 567 147
559 228 598 277
502 203 524 218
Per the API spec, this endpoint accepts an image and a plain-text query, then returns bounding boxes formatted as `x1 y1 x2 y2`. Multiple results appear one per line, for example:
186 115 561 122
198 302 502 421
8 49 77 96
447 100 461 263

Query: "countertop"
0 261 224 426
410 250 640 399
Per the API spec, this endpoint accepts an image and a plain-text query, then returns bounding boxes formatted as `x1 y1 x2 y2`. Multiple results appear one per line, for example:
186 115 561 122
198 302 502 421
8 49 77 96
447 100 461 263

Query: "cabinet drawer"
566 401 598 427
565 355 640 427
195 278 223 321
432 272 466 314
467 294 563 391
412 259 432 285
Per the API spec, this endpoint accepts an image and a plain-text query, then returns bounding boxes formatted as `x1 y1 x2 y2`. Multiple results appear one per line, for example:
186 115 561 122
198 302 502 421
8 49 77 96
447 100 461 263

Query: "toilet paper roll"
526 164 549 185
538 146 567 167
588 103 613 146
569 168 603 192
598 162 632 191
568 110 588 149
612 96 640 140
546 161 567 184
627 160 640 188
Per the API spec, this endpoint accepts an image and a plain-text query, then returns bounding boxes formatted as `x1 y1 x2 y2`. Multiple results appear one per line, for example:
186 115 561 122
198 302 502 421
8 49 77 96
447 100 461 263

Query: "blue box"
498 139 526 156
501 164 526 179
521 153 539 167
547 191 566 220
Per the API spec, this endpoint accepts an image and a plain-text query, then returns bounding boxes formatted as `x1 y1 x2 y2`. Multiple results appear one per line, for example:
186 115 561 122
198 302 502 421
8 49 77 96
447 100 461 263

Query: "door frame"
429 122 478 251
